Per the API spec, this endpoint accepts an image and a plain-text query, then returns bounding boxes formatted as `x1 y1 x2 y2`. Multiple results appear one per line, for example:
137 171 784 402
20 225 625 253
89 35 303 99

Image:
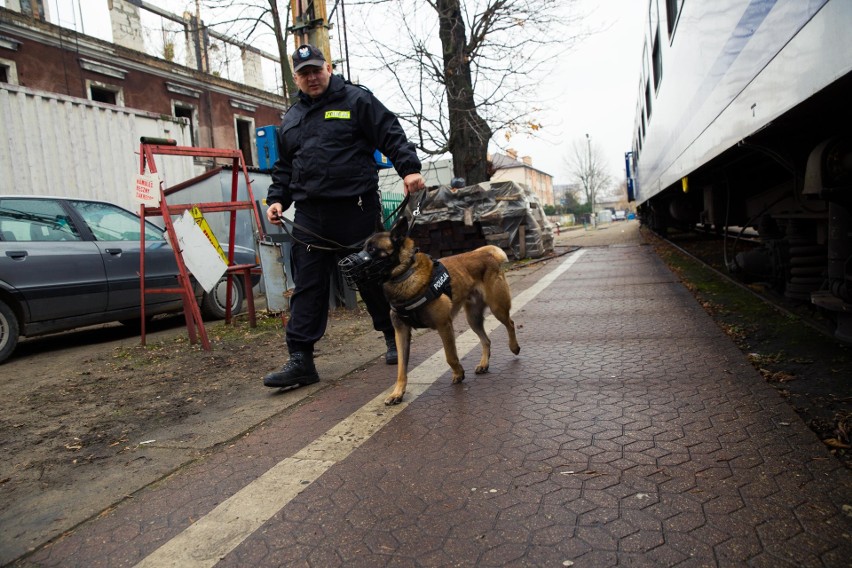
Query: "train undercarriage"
638 74 852 341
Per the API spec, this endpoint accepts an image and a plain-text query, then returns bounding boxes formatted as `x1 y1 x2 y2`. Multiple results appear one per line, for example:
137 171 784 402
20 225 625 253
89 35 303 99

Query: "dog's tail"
481 245 509 264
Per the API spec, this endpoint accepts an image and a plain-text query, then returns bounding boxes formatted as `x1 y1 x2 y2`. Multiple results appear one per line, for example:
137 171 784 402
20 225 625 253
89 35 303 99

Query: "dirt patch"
0 309 375 492
644 228 852 468
0 306 382 563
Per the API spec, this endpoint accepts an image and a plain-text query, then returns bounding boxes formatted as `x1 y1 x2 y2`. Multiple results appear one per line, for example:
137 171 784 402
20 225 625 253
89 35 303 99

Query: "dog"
344 215 520 405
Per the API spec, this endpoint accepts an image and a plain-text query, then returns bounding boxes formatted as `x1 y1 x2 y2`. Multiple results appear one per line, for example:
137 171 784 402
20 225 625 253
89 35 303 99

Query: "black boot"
263 352 320 388
384 330 398 365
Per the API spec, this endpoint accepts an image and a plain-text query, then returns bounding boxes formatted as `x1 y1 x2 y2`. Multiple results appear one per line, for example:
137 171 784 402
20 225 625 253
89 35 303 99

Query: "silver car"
0 196 256 363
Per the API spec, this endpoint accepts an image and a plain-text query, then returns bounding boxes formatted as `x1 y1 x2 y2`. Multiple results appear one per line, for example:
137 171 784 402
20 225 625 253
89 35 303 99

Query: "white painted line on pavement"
134 249 586 568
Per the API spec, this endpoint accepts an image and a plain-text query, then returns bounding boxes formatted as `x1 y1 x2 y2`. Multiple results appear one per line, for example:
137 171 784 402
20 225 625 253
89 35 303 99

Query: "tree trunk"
269 0 297 102
436 0 492 185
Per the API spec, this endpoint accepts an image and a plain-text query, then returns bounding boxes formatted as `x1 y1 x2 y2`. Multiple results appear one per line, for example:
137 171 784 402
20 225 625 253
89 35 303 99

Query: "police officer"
264 44 425 389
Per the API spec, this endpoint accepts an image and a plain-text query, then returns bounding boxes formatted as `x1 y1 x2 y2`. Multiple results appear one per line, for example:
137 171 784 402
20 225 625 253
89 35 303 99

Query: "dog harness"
390 259 453 329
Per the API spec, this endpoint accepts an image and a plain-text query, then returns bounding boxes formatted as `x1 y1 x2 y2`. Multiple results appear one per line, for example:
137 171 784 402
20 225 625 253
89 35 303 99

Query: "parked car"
0 196 258 363
613 210 627 221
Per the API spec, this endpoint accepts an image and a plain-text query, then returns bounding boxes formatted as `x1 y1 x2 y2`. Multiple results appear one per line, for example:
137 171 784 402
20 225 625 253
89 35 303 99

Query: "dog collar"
389 248 420 284
390 258 452 316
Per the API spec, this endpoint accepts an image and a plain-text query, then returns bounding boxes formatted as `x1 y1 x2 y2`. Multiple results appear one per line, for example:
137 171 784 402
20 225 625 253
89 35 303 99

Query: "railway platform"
18 222 852 567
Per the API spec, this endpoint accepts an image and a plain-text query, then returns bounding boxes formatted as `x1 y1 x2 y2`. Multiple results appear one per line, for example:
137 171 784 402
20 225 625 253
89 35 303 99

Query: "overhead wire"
329 0 352 81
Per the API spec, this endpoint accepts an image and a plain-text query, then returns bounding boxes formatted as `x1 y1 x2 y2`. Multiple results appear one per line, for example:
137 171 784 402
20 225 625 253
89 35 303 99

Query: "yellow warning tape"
190 206 227 264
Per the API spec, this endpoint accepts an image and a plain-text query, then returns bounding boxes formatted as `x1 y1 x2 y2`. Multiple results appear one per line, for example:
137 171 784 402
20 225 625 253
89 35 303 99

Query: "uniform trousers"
285 191 392 354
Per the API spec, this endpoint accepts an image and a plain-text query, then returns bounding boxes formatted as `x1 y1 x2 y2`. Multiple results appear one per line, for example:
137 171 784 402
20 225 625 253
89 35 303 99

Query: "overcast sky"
510 0 646 185
35 0 646 187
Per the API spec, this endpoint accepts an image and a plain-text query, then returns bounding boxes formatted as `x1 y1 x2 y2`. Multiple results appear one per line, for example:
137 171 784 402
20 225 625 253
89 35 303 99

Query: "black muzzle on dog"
338 250 396 290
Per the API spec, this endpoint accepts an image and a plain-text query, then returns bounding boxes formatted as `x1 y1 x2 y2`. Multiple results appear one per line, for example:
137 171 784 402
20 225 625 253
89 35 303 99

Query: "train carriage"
629 0 852 340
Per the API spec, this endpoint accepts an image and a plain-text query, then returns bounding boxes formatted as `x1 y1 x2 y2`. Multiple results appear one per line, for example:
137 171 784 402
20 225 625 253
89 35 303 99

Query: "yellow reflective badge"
324 110 351 120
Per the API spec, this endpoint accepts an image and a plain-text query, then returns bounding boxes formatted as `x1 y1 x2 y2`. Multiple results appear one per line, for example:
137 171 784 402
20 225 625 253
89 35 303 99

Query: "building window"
173 102 198 146
235 116 256 167
86 80 124 106
19 0 46 19
90 86 116 104
0 58 17 84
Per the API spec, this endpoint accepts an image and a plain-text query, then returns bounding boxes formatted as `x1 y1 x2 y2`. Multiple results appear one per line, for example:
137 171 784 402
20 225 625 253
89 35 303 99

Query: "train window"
666 0 684 37
652 29 663 90
645 81 652 119
648 1 663 91
649 0 659 39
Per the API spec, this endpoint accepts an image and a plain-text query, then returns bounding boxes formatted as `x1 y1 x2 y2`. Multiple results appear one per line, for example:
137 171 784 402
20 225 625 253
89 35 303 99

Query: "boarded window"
174 105 196 146
236 118 254 167
90 86 117 105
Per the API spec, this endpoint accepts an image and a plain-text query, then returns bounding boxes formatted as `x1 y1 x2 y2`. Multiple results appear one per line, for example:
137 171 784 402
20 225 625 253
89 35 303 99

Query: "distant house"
489 149 555 206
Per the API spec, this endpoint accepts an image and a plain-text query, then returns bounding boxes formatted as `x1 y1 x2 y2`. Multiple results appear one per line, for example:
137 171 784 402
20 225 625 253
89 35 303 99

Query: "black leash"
271 189 426 252
271 213 360 252
386 189 427 236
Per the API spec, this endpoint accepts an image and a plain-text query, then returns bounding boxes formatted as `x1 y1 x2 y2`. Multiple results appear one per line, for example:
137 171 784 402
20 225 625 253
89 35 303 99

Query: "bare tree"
192 0 588 184
566 136 611 214
198 0 297 100
347 0 587 184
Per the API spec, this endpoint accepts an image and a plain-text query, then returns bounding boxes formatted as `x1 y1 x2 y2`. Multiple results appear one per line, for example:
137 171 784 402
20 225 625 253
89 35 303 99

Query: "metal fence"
381 192 405 229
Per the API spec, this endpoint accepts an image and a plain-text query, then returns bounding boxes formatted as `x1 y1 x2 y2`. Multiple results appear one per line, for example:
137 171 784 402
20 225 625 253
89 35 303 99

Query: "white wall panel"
0 84 197 212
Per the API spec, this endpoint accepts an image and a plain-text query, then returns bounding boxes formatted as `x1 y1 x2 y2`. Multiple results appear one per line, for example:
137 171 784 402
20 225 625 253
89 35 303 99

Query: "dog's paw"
475 365 489 374
451 372 465 384
384 392 404 405
511 344 520 355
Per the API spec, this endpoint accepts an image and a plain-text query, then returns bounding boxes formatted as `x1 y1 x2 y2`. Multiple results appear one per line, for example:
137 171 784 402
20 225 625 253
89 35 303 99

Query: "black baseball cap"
292 44 326 72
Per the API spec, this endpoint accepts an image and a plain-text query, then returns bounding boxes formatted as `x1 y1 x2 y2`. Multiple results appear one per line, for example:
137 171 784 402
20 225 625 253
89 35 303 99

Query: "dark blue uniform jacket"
267 74 421 210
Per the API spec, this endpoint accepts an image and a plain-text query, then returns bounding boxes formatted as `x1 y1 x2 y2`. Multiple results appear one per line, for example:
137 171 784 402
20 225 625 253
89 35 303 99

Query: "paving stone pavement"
18 226 852 567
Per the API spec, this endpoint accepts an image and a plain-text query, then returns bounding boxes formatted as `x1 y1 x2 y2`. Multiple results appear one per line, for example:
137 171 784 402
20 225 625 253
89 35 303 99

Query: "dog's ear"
390 215 409 243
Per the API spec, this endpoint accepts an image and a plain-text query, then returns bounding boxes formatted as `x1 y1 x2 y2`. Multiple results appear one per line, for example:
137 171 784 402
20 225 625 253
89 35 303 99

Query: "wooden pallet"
409 220 489 259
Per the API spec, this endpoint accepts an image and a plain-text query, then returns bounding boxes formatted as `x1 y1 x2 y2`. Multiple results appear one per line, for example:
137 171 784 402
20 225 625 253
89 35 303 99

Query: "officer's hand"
267 203 283 225
403 173 426 196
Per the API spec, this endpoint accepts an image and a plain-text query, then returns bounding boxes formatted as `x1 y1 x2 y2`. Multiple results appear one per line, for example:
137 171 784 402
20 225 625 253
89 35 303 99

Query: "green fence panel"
382 194 404 229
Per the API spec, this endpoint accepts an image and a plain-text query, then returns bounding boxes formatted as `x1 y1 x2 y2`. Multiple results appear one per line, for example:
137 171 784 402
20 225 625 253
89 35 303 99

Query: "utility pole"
289 0 332 63
586 133 595 226
195 0 208 73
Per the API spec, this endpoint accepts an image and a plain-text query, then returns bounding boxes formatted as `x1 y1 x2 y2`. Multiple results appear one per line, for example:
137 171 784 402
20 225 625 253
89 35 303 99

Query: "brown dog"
361 216 520 405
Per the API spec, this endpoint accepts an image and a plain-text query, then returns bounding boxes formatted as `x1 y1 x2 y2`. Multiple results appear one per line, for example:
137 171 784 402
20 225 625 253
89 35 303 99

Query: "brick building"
489 148 555 206
0 0 286 169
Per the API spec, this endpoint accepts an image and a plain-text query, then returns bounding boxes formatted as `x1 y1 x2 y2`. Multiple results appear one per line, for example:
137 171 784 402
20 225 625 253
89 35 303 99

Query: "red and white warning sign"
133 172 161 206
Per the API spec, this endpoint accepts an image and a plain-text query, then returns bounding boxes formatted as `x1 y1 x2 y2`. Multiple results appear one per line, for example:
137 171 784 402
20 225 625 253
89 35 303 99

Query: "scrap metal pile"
406 181 554 260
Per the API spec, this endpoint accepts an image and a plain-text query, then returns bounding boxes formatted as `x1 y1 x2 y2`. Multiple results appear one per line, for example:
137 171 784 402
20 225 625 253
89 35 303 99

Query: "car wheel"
201 276 244 320
0 299 20 364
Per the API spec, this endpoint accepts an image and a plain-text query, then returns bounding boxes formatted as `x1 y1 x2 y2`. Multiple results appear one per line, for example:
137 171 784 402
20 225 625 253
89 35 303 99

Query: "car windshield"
71 200 165 242
0 198 81 242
